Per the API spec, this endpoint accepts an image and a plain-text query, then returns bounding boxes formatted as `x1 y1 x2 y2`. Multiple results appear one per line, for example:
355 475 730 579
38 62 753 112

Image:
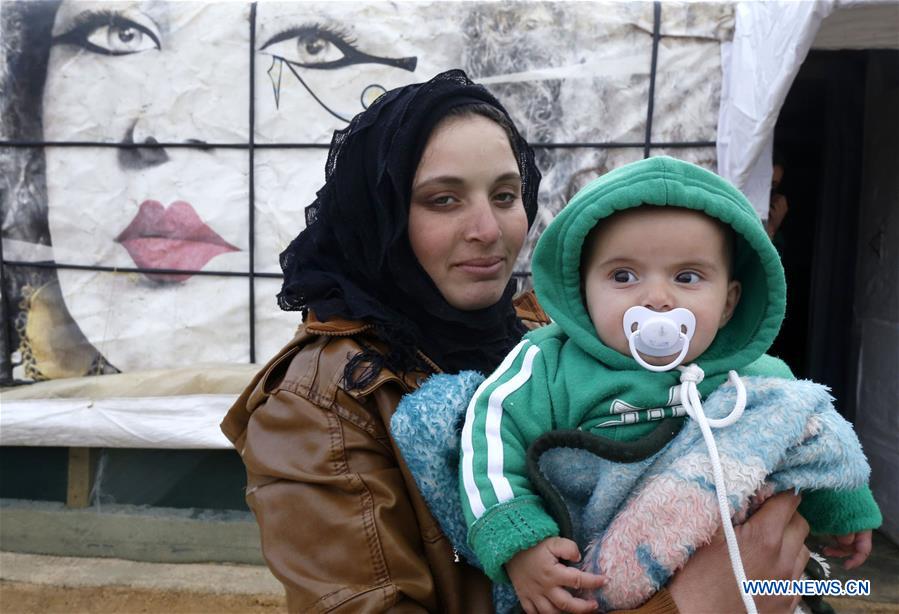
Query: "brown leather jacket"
221 292 678 613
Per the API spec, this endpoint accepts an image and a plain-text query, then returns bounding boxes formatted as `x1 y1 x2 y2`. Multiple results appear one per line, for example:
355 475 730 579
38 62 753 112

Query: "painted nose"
464 198 502 243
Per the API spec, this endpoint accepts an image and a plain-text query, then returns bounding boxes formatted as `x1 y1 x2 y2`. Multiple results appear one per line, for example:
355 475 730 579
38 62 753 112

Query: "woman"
221 70 810 613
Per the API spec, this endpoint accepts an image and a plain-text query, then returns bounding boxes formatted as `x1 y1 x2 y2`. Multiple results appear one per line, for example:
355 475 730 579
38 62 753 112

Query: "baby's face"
583 206 741 366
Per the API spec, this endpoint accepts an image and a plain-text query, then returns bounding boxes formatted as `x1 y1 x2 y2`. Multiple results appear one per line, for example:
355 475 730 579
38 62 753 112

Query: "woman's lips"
455 256 505 278
115 200 239 282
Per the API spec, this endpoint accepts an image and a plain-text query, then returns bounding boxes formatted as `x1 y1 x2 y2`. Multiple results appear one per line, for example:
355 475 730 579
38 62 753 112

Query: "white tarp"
0 362 256 448
717 0 897 217
0 395 234 449
717 0 837 217
813 0 899 49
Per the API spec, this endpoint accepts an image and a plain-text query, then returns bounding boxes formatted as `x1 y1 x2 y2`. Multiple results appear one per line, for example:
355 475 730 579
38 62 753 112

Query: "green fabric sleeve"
742 354 795 379
799 486 882 535
468 495 560 584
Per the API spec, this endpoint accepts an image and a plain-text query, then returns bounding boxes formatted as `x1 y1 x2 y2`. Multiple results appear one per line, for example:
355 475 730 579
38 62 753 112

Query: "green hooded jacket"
459 157 879 583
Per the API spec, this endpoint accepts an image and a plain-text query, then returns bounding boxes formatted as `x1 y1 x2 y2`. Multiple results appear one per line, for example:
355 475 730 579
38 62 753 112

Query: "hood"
532 156 786 374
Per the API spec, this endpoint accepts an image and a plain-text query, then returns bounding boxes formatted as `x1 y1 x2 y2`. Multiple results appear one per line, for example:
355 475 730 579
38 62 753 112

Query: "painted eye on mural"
53 10 161 56
261 25 357 69
260 24 416 72
260 23 417 120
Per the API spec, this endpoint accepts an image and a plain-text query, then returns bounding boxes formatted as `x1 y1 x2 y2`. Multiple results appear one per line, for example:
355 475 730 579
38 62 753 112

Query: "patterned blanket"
392 373 870 612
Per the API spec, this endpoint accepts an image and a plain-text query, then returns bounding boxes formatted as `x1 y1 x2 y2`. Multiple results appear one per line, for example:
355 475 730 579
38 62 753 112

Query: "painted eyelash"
65 9 150 36
311 22 357 47
69 9 120 28
54 8 161 52
260 21 357 51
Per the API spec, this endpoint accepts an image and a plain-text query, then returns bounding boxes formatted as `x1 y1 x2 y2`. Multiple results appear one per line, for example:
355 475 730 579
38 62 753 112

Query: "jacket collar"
303 312 372 336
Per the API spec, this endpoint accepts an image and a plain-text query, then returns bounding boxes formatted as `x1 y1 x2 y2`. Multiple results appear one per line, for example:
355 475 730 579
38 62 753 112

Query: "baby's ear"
720 280 742 328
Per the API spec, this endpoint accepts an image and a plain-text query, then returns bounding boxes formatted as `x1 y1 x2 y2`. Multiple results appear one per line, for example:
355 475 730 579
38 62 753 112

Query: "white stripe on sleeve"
461 340 529 519
485 345 541 505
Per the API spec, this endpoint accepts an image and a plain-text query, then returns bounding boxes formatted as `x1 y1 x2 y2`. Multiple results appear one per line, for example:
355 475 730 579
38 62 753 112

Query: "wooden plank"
66 448 95 508
0 500 264 565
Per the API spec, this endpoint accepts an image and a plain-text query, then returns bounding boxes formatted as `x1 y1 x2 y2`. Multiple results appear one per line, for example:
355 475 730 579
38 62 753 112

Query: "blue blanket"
392 373 871 612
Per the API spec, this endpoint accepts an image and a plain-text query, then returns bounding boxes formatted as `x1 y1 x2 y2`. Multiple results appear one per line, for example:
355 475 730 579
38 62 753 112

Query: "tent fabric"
1 395 235 449
0 364 257 448
813 1 899 50
716 0 895 218
716 0 837 218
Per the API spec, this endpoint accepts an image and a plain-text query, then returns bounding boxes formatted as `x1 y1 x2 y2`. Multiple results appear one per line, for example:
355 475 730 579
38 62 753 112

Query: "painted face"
44 2 253 370
582 206 741 366
408 115 528 311
41 1 453 370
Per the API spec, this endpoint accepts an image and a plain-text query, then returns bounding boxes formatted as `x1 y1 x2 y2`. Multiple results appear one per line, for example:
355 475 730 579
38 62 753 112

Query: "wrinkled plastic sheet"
0 364 256 448
716 0 895 216
717 0 837 217
0 394 235 449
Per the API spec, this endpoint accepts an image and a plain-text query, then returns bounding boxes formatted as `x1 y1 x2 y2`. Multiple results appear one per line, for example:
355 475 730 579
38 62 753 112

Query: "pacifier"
622 306 696 372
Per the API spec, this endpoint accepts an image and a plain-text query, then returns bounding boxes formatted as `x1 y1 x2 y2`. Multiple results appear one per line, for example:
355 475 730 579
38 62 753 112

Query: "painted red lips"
115 200 239 283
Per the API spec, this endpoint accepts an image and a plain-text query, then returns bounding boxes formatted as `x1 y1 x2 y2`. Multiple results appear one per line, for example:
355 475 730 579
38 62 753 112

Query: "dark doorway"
770 50 869 422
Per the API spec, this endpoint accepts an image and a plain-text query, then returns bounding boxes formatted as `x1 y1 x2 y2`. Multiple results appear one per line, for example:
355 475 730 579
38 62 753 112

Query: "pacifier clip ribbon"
678 364 755 614
624 306 756 613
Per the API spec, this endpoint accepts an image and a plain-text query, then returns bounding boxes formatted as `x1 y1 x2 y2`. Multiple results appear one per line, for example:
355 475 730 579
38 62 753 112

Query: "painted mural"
0 1 733 382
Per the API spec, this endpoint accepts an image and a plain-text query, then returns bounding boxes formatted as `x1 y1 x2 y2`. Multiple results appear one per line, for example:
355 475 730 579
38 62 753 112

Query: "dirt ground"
5 581 899 614
0 581 286 614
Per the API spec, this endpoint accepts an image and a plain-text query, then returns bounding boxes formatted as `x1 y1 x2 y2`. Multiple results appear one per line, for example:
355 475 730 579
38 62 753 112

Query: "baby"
458 156 881 612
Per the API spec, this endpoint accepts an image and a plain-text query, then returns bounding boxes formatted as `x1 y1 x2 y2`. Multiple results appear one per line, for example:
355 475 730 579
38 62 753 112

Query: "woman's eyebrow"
413 171 521 191
495 172 522 184
412 175 466 190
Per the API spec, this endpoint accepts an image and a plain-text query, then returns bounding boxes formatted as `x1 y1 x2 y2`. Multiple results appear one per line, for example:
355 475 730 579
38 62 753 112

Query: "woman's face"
408 114 528 311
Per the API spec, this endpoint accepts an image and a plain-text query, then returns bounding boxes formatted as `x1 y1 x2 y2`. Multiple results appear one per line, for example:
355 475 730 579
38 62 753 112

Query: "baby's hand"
822 530 873 570
506 537 605 614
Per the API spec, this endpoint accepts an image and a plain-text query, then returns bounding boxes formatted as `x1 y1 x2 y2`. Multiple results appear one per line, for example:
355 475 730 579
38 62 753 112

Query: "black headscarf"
278 70 541 385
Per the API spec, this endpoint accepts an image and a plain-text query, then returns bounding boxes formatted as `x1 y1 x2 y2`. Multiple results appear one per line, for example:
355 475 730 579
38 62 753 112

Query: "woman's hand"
506 537 604 614
668 492 810 613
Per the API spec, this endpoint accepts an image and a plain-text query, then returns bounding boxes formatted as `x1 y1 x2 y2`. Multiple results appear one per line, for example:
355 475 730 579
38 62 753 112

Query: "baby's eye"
675 271 701 284
612 270 637 283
